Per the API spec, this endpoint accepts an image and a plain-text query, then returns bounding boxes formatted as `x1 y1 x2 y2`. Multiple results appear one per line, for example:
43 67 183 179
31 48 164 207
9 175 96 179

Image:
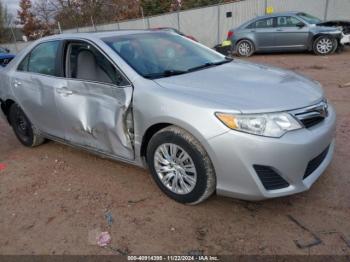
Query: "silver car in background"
0 31 336 204
228 12 343 57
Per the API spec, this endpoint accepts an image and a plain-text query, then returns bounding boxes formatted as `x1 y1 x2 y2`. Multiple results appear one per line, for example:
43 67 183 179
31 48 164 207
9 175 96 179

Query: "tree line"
1 0 233 42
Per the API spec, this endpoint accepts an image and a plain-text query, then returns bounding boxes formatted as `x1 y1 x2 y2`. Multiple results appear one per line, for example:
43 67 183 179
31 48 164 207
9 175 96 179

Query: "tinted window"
27 41 59 76
254 18 274 28
277 16 303 27
66 42 128 86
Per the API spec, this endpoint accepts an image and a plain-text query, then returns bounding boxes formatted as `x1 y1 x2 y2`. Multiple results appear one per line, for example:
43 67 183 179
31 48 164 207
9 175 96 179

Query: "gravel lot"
0 48 349 256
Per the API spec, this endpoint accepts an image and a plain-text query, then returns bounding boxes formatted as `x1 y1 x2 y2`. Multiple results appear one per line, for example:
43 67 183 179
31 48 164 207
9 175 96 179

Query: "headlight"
215 112 302 138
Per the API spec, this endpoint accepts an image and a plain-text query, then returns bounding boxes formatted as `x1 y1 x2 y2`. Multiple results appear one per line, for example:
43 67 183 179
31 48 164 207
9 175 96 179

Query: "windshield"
0 47 7 53
103 32 230 79
297 12 322 24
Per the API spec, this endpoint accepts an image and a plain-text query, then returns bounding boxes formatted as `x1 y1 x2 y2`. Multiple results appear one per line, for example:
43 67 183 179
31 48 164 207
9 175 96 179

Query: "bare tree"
35 0 56 24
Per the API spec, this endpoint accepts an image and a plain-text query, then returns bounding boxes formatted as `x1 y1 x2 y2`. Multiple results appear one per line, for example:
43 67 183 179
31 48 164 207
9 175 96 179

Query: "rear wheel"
147 126 216 205
9 104 45 147
236 40 255 57
313 36 337 55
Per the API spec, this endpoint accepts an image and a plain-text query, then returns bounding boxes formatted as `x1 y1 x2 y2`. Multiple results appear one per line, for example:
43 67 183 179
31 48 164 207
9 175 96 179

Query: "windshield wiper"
144 57 233 79
144 70 188 79
187 57 233 72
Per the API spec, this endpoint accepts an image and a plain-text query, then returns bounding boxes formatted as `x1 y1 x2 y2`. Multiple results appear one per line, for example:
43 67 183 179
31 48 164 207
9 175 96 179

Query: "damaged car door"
55 40 134 160
13 40 66 137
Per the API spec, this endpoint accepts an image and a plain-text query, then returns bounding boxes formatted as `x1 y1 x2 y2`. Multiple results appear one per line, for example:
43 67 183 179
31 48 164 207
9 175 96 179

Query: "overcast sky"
3 0 21 16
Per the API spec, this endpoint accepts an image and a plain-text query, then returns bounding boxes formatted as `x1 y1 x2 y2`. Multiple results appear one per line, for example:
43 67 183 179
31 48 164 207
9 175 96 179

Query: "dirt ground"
0 48 350 256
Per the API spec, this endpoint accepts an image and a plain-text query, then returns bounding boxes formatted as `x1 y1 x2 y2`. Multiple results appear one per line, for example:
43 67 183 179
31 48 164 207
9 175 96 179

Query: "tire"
9 104 45 147
146 126 216 205
313 36 338 55
236 40 255 57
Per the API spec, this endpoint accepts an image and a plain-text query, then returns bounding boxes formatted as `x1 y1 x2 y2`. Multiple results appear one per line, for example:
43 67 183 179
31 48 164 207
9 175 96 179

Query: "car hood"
317 20 350 34
318 20 350 26
154 60 324 113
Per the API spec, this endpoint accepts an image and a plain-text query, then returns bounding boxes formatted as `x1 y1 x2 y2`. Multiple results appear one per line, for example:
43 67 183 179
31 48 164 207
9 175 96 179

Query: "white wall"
327 0 350 20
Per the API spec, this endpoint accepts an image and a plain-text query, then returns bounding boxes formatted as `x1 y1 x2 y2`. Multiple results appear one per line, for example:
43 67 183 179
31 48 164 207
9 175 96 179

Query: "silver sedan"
0 31 336 204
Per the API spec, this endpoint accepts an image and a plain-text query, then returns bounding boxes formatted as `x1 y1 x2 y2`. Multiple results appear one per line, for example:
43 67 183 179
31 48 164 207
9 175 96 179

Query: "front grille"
304 146 330 179
299 116 325 128
293 101 329 129
253 165 290 191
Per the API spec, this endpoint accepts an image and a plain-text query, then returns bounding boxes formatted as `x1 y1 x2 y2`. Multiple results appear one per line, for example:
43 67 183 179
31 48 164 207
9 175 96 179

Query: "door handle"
276 29 283 32
13 80 22 88
57 88 74 96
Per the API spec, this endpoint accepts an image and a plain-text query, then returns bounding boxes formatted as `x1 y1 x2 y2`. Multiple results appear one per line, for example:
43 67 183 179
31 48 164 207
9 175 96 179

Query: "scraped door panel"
55 80 134 160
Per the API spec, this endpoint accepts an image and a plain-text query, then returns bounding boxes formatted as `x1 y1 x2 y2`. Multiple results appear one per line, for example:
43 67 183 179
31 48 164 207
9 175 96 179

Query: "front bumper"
208 105 336 201
341 33 350 45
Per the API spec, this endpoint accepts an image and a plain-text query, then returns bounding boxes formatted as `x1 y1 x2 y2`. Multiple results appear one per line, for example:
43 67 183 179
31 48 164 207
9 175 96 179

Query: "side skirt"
40 132 145 168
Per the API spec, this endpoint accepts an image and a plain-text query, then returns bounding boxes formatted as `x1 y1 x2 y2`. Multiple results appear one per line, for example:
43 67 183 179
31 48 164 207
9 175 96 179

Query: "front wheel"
147 126 216 205
9 104 45 147
313 36 338 55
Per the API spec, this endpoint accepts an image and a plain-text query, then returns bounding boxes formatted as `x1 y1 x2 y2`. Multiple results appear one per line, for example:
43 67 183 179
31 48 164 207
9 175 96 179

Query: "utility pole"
57 21 62 34
140 6 146 29
91 16 97 31
177 0 181 31
10 26 18 53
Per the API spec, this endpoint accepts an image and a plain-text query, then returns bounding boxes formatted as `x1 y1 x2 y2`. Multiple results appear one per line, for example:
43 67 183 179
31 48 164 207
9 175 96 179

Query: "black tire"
9 104 45 147
236 39 255 57
313 35 338 56
147 126 216 205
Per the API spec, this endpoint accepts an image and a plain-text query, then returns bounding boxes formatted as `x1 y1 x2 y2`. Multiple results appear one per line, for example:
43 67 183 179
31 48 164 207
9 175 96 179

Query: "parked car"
227 12 346 57
0 31 335 204
0 47 15 67
152 27 198 42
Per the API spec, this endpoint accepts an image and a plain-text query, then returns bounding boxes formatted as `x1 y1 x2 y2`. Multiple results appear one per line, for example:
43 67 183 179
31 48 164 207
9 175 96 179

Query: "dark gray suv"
228 12 343 57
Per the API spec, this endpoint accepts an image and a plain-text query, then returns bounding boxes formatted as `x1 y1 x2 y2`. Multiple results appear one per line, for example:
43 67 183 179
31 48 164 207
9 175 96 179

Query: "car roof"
254 11 302 20
41 30 161 42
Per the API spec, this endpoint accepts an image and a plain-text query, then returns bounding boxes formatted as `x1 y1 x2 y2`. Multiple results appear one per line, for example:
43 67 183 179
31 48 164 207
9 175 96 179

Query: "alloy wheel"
316 38 333 54
238 42 251 56
154 143 197 195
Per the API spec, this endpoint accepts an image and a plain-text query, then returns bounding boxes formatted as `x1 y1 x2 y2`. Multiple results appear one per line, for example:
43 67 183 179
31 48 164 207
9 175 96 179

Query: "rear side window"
66 42 129 86
27 41 59 76
248 18 275 29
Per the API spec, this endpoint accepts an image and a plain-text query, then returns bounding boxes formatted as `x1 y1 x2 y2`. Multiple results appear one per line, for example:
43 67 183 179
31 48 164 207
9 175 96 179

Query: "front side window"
66 42 129 86
27 41 59 76
277 16 303 27
103 32 230 79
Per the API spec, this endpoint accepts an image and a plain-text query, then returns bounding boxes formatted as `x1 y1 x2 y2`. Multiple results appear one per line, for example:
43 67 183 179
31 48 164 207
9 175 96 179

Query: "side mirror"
296 22 305 28
5 48 10 53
